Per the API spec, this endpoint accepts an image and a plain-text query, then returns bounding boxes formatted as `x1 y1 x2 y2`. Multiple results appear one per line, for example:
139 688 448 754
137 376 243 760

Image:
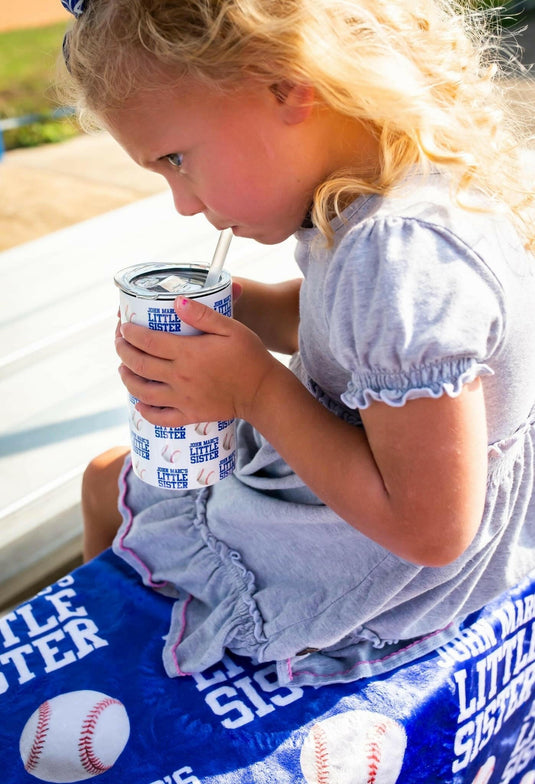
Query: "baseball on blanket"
19 690 130 783
300 709 407 784
471 757 495 784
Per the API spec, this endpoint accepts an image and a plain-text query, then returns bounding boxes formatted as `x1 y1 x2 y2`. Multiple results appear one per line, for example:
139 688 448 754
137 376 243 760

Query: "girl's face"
104 76 378 245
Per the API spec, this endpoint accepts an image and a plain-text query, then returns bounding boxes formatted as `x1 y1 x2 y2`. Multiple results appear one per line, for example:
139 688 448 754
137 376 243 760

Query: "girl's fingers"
133 402 186 428
116 334 171 382
119 321 191 360
118 363 174 408
232 280 243 302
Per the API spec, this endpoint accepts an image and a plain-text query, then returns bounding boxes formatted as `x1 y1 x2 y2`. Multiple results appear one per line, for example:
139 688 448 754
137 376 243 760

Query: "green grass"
0 22 80 151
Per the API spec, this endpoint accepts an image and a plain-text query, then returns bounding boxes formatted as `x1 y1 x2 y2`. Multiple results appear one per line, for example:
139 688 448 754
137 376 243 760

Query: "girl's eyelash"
165 153 184 168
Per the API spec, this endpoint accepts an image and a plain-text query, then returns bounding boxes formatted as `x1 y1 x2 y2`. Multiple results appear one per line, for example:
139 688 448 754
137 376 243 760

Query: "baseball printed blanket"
0 549 534 784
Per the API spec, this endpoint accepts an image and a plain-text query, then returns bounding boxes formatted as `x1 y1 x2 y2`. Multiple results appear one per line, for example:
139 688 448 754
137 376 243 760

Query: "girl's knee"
82 446 129 513
82 446 129 561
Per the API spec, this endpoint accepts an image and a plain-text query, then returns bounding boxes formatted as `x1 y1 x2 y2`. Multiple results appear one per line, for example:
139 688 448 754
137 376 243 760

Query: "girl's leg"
81 445 130 562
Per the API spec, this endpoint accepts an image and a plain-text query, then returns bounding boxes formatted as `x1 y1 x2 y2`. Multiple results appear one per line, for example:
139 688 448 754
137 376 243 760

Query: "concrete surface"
0 132 167 251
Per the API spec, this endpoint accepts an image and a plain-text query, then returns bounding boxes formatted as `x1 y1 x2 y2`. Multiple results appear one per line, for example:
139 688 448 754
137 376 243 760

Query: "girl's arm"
116 297 488 567
249 360 488 567
231 276 301 355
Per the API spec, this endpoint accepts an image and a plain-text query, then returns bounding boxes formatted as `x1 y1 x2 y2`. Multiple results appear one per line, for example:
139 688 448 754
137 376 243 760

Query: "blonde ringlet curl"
59 0 535 250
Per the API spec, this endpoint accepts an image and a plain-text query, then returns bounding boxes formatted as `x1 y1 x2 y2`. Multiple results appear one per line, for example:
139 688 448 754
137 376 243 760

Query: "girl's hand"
231 276 301 354
115 295 278 427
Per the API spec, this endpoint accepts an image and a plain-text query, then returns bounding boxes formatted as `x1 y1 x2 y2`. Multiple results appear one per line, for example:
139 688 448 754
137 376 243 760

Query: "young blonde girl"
61 0 535 686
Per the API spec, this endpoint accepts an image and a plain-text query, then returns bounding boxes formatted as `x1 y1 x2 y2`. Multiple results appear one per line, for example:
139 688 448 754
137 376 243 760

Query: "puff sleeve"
325 216 505 409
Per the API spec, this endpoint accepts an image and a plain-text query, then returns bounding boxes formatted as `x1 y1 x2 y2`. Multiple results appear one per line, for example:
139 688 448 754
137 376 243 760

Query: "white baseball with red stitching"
300 709 407 784
19 690 130 783
471 757 496 784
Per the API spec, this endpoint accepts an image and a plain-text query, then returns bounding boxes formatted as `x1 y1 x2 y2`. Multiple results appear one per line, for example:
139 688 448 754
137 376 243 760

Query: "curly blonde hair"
60 0 535 249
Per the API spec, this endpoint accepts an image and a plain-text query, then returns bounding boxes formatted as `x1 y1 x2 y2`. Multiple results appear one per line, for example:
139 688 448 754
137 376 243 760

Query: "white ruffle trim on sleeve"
341 357 494 410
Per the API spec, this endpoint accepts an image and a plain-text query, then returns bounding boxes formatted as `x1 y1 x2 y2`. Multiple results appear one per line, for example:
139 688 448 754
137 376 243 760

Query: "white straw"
204 228 233 288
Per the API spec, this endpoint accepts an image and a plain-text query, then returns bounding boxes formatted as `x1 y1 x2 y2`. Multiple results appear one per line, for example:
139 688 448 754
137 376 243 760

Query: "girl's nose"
169 182 205 217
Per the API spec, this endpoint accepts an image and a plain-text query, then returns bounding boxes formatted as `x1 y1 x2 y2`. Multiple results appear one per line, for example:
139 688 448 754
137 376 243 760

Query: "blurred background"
0 0 74 153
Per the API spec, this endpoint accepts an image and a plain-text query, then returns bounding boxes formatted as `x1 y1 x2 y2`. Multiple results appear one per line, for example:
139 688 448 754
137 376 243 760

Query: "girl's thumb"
175 296 225 333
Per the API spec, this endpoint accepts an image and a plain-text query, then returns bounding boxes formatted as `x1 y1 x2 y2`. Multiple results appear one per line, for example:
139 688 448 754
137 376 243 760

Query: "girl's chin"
232 224 298 245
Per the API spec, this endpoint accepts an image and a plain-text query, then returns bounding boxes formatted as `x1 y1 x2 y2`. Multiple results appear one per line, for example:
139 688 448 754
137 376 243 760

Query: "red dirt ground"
0 0 69 33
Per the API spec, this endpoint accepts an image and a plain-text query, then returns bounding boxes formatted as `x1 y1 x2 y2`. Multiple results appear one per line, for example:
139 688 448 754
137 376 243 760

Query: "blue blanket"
1 550 534 784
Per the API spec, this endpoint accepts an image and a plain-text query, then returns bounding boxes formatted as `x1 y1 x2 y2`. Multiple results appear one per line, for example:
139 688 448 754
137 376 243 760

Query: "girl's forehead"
102 77 268 155
125 78 276 135
115 73 258 112
102 80 207 125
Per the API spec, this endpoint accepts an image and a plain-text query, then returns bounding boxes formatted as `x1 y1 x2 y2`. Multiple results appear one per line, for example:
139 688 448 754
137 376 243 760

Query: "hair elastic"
61 0 86 68
61 0 86 17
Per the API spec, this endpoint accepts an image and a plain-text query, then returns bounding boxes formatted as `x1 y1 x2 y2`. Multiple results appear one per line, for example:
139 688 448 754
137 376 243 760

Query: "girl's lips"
211 223 238 234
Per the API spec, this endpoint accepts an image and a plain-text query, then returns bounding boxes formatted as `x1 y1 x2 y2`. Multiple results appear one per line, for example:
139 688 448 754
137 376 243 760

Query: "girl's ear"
269 82 315 125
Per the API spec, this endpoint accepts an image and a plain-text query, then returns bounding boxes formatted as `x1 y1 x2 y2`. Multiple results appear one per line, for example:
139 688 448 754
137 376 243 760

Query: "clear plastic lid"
114 263 229 299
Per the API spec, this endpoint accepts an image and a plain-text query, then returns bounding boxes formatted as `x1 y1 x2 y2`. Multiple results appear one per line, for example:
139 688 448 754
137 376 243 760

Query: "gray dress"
113 170 535 686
